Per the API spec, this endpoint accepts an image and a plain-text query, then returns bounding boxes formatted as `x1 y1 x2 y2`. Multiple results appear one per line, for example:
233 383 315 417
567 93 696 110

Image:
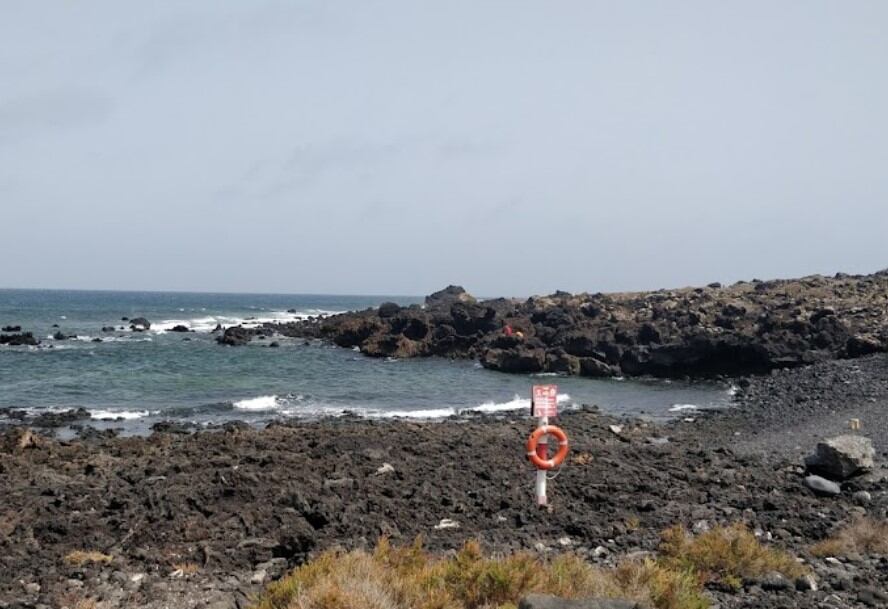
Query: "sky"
1 1 887 297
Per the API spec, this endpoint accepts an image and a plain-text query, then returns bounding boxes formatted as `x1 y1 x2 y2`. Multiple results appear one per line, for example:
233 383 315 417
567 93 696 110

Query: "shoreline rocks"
262 271 888 379
0 331 39 346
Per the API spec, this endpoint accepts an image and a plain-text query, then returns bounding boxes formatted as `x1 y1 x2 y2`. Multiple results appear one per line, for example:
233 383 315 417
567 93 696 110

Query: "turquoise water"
0 289 733 432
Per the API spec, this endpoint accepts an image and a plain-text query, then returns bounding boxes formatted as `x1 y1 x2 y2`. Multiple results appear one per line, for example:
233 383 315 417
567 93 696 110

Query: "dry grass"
252 538 707 609
659 523 808 591
253 524 809 608
63 550 113 567
810 517 888 558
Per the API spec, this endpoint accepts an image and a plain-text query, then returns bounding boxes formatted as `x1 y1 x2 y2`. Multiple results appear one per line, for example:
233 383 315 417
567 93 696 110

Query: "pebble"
760 571 791 591
795 574 818 591
804 475 841 496
22 582 40 595
376 463 395 475
433 518 459 530
852 490 872 505
250 569 267 585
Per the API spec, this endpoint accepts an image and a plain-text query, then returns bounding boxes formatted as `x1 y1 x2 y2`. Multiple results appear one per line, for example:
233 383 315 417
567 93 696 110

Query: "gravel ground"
2 357 888 609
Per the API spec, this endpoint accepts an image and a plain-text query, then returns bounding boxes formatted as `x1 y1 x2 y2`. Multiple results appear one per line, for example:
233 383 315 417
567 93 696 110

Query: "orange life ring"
526 425 569 470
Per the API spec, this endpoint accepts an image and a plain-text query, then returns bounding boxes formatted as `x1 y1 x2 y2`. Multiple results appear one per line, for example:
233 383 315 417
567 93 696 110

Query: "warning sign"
532 385 558 418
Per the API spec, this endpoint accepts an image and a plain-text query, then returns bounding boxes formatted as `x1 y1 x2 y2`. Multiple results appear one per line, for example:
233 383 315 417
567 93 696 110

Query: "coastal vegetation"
810 517 888 558
252 525 808 609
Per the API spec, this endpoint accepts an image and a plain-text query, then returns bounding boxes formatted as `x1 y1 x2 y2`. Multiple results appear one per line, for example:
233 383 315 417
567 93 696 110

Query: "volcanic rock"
803 475 841 496
805 435 875 479
0 332 38 346
261 272 888 379
377 302 401 318
129 317 151 331
425 285 476 308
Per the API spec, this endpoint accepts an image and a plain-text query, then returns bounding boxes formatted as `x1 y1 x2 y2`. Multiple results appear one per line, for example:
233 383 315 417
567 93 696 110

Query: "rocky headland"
235 271 888 379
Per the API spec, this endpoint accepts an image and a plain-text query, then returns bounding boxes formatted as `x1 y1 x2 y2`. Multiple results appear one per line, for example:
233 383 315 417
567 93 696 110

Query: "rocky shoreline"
2 354 888 609
211 271 888 380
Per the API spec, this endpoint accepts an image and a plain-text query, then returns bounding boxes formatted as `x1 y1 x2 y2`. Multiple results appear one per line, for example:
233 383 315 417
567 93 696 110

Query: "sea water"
0 289 732 433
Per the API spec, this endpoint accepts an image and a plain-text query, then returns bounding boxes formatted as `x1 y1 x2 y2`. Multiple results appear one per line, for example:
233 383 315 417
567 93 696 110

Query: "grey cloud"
0 88 113 141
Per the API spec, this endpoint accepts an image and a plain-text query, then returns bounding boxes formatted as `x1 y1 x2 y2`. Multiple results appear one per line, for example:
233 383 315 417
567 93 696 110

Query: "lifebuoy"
526 425 569 470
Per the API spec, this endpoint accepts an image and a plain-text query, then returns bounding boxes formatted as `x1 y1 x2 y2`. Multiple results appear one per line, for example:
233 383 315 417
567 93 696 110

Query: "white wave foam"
668 404 698 412
149 310 342 334
471 392 572 414
233 395 282 411
89 409 150 420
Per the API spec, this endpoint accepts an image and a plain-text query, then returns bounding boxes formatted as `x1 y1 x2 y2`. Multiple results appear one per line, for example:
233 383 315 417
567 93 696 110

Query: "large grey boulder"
518 594 640 609
805 435 875 480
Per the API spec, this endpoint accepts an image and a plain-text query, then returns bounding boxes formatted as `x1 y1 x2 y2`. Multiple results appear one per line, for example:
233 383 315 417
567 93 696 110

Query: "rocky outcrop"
169 325 191 333
0 332 39 346
1 325 21 332
129 317 151 331
216 326 273 346
263 272 888 379
425 285 476 308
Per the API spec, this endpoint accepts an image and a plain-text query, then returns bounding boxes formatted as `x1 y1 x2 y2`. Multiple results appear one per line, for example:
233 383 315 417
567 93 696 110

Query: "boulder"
425 285 476 308
169 325 190 333
377 302 401 318
845 335 884 357
129 317 151 331
579 357 618 378
1 325 21 332
803 475 841 496
805 435 875 479
480 347 545 373
518 594 640 609
217 326 256 346
546 351 580 375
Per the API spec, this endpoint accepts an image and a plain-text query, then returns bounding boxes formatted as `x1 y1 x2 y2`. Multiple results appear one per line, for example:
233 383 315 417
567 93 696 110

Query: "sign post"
531 385 558 507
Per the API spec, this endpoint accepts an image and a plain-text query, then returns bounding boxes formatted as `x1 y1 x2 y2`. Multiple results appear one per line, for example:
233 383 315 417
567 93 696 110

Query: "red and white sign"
532 385 558 418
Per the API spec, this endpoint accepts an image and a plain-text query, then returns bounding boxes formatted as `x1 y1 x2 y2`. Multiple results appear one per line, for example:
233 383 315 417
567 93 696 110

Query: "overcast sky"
1 1 886 297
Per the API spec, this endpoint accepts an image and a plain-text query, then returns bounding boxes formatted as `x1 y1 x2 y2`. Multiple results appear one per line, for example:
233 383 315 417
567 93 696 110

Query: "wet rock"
804 475 841 496
1 325 21 332
169 325 191 333
217 326 259 346
30 408 91 427
805 435 875 479
129 317 151 331
0 332 39 346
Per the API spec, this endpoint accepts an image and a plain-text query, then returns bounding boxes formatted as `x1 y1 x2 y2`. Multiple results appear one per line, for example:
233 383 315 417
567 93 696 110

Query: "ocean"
0 289 733 434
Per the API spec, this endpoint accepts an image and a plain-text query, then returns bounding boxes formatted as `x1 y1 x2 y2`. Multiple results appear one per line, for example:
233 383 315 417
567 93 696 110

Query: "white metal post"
535 415 548 506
